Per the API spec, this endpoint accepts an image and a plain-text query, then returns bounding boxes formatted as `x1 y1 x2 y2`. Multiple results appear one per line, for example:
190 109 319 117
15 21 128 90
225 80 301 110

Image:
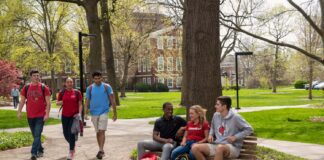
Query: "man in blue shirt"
85 71 117 160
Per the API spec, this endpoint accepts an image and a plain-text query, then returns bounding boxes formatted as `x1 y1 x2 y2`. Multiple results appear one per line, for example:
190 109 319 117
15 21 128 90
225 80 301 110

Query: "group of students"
17 70 116 160
137 97 253 160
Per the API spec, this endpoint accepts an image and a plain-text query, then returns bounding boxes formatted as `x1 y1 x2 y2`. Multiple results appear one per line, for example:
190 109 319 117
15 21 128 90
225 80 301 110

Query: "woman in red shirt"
56 78 82 160
171 105 210 160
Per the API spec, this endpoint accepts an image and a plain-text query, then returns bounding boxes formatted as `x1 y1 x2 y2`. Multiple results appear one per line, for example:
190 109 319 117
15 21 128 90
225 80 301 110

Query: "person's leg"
61 116 70 142
137 140 164 159
97 130 105 151
13 97 16 108
170 145 189 160
28 118 37 156
214 144 230 160
161 143 175 160
191 143 212 160
97 114 108 152
34 117 44 155
62 116 76 151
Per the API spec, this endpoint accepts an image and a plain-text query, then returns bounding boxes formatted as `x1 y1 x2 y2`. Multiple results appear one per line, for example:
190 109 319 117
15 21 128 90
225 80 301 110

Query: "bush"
294 80 307 89
222 86 240 90
0 131 45 150
135 83 151 92
151 83 169 92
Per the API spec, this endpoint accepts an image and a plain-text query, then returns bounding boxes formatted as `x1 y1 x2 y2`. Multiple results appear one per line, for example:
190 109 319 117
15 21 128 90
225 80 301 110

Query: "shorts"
208 143 240 158
91 113 108 132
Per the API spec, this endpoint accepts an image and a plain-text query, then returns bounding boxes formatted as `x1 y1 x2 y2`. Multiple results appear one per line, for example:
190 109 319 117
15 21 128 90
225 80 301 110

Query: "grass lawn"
0 131 45 150
0 110 60 129
240 108 324 145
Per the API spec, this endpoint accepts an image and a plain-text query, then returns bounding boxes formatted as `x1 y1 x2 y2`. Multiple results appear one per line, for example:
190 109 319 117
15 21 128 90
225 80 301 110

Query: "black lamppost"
235 52 253 110
79 32 95 126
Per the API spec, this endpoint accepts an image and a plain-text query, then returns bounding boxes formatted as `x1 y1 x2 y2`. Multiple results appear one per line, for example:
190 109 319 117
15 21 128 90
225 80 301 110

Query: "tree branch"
45 0 83 6
287 0 323 36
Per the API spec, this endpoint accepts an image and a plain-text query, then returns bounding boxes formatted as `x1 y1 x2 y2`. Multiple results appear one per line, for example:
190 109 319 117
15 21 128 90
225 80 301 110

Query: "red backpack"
140 152 158 160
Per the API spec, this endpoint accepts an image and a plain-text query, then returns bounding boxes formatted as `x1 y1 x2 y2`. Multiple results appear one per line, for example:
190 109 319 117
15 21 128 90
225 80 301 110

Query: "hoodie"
209 109 253 149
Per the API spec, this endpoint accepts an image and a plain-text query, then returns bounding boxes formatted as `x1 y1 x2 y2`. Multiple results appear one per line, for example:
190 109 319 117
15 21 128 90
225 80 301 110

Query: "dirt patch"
309 116 324 122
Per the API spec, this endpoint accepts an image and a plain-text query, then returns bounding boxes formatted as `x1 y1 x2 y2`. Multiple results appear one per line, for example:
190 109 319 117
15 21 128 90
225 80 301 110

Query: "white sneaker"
66 150 75 160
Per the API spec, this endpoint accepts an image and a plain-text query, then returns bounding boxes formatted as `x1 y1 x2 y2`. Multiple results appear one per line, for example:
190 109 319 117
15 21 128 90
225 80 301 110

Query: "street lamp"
235 52 253 110
79 32 96 126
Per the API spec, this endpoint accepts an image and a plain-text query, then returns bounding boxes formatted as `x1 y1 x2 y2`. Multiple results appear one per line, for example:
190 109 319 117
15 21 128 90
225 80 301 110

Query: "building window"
158 78 164 84
176 57 182 71
147 77 151 85
167 78 173 88
147 59 151 72
143 78 147 84
157 37 163 49
75 79 80 89
167 57 173 71
167 37 174 49
65 60 72 74
157 56 164 71
114 59 118 72
143 58 147 72
176 77 182 88
138 58 142 72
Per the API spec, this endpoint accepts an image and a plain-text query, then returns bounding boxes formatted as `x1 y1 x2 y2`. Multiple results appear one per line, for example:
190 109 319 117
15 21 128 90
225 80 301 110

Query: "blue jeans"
171 140 196 160
13 96 19 108
28 117 44 155
61 116 76 150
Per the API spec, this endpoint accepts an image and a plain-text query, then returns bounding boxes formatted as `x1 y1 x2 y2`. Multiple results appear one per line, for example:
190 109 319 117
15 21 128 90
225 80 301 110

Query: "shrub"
294 80 307 89
0 131 45 150
135 83 151 92
151 83 169 92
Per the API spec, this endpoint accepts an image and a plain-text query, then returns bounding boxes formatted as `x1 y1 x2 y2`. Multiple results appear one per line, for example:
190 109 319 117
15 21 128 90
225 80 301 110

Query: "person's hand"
166 138 174 144
180 141 186 146
56 101 63 106
17 111 22 120
74 113 81 118
208 135 214 143
112 112 117 122
43 114 49 122
227 136 237 143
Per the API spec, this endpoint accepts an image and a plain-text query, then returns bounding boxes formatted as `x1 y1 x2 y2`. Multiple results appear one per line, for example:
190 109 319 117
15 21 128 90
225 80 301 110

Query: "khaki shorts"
91 114 108 132
208 143 240 158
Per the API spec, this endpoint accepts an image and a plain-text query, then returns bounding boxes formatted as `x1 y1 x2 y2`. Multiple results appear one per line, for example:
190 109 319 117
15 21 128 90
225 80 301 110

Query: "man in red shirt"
17 70 51 160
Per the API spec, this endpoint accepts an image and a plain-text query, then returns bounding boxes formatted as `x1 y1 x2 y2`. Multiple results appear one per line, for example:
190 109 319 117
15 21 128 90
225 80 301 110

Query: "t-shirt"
186 121 210 142
153 116 187 142
86 83 113 116
20 83 51 118
58 89 82 117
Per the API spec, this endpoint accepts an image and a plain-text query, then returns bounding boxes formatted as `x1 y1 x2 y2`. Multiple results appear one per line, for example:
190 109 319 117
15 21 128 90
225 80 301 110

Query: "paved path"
1 104 324 160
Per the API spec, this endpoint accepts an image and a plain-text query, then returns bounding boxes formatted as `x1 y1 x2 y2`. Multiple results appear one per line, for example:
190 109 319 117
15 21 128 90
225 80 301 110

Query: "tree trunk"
100 0 120 105
120 55 131 98
272 43 279 93
183 0 222 121
50 65 56 100
320 0 324 56
83 0 102 73
308 59 314 100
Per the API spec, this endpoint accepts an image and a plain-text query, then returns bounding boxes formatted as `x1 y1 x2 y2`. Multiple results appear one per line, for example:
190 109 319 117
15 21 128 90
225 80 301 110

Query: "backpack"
175 153 190 160
140 152 158 160
24 83 46 100
58 89 80 114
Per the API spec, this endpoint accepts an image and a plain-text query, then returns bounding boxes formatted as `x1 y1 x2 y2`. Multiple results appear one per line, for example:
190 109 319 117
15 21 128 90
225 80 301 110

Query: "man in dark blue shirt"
137 102 187 160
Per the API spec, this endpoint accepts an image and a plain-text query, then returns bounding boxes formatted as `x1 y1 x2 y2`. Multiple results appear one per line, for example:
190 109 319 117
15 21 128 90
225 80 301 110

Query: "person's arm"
228 115 253 143
56 92 63 106
109 94 117 121
199 129 209 143
17 96 26 119
208 115 215 143
44 95 51 121
180 131 188 146
153 131 173 144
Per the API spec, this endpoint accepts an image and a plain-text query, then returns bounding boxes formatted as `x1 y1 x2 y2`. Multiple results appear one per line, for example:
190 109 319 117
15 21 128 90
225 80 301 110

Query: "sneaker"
30 155 37 160
67 150 75 160
96 151 105 159
36 152 44 158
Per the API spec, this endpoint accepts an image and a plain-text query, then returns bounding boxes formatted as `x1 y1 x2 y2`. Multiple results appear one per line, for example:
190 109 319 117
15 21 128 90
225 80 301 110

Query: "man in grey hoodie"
191 96 253 160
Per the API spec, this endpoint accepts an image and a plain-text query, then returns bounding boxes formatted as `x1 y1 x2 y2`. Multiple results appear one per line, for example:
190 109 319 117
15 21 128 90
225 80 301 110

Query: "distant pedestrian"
11 85 20 109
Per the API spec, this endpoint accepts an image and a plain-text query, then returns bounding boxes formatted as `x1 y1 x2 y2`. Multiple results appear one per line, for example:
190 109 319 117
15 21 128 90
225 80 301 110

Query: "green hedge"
135 83 169 92
294 80 307 89
0 131 45 150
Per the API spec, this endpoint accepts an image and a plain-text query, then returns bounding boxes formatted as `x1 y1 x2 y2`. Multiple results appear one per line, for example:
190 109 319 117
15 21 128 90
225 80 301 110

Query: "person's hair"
92 71 102 78
217 96 232 110
190 105 207 126
66 77 73 82
29 69 39 76
162 102 173 110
